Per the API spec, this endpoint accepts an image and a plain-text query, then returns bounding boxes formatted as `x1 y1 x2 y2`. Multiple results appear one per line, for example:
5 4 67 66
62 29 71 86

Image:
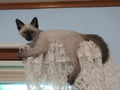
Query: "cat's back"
40 29 84 44
43 29 82 40
45 29 75 35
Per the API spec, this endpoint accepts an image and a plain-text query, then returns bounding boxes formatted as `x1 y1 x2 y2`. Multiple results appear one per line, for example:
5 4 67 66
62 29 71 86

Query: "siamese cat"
16 17 109 85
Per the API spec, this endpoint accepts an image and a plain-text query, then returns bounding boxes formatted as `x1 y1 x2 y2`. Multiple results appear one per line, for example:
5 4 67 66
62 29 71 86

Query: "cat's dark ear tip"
33 17 37 19
16 18 18 20
15 18 24 30
15 18 20 23
33 17 38 21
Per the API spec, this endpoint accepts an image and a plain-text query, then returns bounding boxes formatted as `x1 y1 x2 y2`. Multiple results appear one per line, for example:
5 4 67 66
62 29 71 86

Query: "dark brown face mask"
23 30 36 41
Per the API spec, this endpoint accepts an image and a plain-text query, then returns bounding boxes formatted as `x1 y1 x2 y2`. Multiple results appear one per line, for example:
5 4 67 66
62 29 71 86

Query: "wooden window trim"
0 48 20 60
0 1 120 10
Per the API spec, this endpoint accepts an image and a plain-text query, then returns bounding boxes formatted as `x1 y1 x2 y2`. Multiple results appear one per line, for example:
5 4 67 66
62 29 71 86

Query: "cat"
16 17 109 85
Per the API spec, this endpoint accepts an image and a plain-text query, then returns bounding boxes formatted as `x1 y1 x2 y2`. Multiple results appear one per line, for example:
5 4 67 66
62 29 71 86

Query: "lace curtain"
22 41 120 90
22 41 72 90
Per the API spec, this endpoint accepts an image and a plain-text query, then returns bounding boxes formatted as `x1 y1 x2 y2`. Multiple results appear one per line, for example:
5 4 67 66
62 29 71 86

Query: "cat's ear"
31 17 39 29
15 19 24 30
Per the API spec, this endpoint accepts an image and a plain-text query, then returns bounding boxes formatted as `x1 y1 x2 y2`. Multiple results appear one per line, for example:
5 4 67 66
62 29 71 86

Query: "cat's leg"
65 49 81 85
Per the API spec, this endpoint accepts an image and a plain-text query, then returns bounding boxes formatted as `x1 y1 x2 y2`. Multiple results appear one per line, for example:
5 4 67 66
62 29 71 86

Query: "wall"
0 7 120 67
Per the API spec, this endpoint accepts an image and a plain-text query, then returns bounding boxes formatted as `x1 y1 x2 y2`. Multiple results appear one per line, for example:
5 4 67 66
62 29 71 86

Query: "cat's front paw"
67 74 76 85
18 52 24 59
18 49 27 59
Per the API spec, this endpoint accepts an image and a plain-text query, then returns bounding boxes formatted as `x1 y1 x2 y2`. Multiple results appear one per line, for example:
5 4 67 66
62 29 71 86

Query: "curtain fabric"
22 41 120 90
23 41 72 90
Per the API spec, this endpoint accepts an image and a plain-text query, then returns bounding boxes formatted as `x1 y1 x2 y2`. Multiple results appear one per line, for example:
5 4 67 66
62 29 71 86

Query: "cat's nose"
26 36 32 41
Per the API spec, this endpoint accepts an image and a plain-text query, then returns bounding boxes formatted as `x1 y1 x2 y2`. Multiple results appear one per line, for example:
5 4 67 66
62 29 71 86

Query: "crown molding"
0 1 120 10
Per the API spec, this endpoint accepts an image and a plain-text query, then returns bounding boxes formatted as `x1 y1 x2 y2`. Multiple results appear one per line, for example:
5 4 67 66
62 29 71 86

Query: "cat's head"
15 17 39 41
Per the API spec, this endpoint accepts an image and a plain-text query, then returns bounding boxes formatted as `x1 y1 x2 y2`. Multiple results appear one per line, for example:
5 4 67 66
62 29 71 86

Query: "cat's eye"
23 32 27 35
22 32 27 37
24 32 27 34
31 31 34 34
31 31 35 36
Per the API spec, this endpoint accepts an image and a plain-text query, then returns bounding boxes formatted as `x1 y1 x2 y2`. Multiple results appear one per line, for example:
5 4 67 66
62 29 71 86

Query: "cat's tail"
83 34 109 64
